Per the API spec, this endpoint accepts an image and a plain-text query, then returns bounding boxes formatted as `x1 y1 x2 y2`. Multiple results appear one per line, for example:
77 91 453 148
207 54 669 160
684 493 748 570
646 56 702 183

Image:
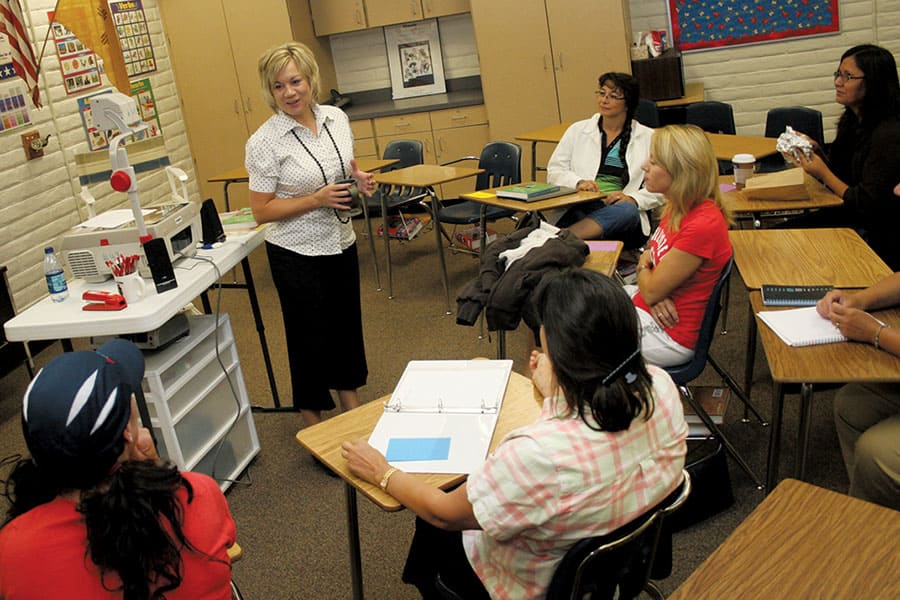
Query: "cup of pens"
107 254 146 305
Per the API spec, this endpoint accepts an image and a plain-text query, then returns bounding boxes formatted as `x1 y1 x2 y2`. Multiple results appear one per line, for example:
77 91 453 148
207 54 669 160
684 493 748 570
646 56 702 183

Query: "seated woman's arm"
817 272 900 357
341 439 480 531
547 125 598 191
636 248 702 306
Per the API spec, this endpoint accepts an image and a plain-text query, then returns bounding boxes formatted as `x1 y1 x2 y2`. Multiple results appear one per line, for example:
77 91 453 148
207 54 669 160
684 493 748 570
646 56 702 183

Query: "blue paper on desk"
386 437 451 461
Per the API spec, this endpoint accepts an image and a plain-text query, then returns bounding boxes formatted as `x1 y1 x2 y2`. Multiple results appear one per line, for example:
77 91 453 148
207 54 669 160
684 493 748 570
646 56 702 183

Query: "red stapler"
82 290 127 311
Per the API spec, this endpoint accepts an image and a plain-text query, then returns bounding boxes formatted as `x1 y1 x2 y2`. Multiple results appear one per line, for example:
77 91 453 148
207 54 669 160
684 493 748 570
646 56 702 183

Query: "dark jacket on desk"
456 223 588 332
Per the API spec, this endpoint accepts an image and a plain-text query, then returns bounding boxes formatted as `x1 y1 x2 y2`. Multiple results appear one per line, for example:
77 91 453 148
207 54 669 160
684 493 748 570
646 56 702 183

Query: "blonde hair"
257 42 321 113
652 125 732 231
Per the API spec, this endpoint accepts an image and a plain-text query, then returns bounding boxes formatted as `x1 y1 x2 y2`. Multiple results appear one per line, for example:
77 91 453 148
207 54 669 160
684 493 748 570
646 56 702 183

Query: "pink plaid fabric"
462 365 687 599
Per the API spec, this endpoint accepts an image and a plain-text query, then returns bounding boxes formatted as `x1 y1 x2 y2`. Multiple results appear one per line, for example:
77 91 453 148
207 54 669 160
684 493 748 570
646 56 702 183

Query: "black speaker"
200 198 226 244
142 237 178 293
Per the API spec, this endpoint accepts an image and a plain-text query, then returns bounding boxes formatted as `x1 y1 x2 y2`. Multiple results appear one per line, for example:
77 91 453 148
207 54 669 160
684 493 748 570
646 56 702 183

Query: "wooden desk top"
706 133 778 160
656 82 705 107
295 370 541 511
669 479 900 599
730 228 893 290
515 122 571 144
720 173 843 214
373 164 483 188
460 186 604 213
583 241 624 277
750 292 900 384
207 158 400 184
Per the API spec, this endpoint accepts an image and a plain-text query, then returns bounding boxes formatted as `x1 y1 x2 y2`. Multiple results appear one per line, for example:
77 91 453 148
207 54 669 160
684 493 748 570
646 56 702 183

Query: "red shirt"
633 200 731 349
0 472 235 599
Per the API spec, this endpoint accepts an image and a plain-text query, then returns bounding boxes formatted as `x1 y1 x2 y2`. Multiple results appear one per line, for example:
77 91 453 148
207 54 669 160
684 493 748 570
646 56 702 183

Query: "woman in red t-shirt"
630 125 733 367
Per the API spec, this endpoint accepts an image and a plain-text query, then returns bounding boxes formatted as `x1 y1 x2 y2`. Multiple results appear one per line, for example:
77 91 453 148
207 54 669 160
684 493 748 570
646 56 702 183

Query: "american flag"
0 0 40 107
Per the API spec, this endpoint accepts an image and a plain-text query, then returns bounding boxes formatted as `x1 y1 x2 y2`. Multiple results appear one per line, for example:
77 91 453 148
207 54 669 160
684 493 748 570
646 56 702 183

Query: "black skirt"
266 241 368 410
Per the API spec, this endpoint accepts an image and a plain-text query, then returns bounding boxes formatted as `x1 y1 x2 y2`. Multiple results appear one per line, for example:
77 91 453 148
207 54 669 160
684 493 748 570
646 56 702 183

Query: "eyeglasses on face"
595 89 625 101
833 70 865 82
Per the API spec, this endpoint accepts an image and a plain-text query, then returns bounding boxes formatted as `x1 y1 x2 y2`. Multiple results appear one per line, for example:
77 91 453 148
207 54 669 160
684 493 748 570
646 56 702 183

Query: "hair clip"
601 348 641 386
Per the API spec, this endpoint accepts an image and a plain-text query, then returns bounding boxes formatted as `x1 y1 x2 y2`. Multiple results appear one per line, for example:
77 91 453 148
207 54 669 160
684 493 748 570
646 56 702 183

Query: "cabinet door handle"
355 8 363 25
543 55 550 71
558 53 564 71
245 97 252 113
451 115 467 121
424 0 432 14
394 122 411 129
233 99 240 114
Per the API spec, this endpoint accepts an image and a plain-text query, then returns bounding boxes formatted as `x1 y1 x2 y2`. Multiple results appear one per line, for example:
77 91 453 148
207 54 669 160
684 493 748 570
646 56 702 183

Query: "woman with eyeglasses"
790 44 900 269
546 72 664 248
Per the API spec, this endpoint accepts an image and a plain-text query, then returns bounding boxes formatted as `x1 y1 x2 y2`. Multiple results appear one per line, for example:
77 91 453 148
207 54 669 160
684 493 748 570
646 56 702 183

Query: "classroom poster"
0 34 32 132
47 12 102 95
110 1 157 78
384 20 446 100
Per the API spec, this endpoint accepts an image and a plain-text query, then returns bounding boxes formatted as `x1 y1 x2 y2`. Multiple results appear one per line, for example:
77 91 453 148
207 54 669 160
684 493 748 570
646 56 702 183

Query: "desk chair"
759 107 825 173
686 102 736 174
636 98 660 128
663 257 767 489
435 470 691 600
360 140 429 290
433 141 523 257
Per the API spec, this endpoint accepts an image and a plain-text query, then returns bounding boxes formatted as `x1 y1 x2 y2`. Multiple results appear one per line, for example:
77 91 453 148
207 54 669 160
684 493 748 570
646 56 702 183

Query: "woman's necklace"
291 124 351 224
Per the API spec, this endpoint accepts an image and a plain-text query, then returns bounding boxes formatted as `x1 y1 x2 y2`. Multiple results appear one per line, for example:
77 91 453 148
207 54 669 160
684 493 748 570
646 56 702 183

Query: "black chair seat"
438 201 515 225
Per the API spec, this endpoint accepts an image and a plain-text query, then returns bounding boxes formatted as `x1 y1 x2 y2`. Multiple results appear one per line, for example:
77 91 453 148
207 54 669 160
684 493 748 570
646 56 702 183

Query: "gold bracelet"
379 467 398 491
874 324 888 350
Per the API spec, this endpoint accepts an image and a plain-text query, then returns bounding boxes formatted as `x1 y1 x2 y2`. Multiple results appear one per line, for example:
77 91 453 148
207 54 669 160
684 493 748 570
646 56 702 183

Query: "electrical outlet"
21 131 43 160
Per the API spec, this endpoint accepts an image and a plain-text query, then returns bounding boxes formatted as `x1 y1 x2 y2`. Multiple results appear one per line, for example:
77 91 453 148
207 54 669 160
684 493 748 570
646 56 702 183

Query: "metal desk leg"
744 302 758 421
380 188 394 299
133 387 157 447
223 180 234 212
239 257 280 408
359 192 382 291
797 383 814 481
766 382 785 492
344 483 364 600
530 141 538 181
428 188 452 315
497 330 506 360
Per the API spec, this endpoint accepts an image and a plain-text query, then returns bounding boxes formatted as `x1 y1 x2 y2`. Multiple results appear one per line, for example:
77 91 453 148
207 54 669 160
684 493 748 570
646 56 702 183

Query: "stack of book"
376 214 431 240
219 207 258 231
684 386 730 438
496 182 573 201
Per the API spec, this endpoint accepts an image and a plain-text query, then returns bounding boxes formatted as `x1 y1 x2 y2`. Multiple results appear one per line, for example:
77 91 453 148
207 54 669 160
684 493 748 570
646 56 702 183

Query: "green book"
220 207 258 230
496 182 561 200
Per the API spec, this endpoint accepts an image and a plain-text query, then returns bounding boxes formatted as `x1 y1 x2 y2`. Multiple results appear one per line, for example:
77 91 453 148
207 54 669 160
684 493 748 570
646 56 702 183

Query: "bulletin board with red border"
668 0 839 52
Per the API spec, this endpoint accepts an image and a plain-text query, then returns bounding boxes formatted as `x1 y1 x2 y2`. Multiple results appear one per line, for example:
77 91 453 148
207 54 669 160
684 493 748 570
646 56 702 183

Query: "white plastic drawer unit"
143 314 260 491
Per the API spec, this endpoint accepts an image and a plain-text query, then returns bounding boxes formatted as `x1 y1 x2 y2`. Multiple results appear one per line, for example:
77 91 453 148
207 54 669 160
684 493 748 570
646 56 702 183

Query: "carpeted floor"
0 218 849 599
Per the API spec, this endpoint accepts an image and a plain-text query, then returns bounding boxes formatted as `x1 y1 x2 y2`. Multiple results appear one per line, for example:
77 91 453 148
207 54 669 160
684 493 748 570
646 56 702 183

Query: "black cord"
189 254 252 489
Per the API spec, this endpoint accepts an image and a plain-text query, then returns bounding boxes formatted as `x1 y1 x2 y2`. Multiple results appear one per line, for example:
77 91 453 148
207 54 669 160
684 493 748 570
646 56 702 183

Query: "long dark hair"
532 269 655 431
837 44 900 131
2 455 198 600
599 72 640 188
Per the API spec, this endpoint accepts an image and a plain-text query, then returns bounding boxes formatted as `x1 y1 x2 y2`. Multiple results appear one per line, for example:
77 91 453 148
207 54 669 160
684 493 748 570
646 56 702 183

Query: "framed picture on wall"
384 19 446 100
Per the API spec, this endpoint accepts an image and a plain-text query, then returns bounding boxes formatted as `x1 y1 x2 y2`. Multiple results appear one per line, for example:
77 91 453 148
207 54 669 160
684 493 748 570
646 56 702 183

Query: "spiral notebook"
757 306 847 347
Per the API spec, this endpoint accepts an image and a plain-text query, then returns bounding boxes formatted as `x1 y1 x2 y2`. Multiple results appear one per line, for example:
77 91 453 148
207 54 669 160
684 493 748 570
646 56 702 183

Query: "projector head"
91 92 142 131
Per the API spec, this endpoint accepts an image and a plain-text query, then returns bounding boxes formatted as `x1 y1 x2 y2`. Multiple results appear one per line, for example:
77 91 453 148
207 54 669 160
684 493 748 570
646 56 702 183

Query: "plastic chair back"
686 101 736 135
545 471 691 600
383 139 424 171
475 141 522 190
764 106 825 147
664 256 733 386
636 99 660 128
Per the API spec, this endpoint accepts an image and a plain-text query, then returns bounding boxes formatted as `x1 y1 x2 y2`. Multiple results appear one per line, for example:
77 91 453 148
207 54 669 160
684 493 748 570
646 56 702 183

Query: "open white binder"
368 359 513 474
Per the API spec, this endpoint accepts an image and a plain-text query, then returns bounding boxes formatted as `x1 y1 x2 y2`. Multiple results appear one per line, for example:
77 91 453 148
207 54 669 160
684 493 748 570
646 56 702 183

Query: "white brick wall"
1 0 198 309
629 0 900 137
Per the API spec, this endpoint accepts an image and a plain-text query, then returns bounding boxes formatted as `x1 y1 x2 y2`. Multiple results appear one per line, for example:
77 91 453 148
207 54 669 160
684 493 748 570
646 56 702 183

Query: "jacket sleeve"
547 120 598 189
842 119 900 223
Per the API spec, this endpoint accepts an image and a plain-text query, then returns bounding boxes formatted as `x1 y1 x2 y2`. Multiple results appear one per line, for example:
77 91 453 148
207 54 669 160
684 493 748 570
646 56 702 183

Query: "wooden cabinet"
161 0 337 209
311 0 469 35
350 119 377 159
368 104 488 198
471 0 631 179
309 0 366 36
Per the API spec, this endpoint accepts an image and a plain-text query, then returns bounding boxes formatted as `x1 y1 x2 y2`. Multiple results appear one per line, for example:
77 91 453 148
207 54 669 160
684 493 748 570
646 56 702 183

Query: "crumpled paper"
776 126 815 162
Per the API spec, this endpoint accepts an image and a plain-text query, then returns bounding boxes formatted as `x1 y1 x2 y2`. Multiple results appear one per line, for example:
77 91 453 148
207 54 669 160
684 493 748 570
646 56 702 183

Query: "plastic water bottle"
44 246 68 302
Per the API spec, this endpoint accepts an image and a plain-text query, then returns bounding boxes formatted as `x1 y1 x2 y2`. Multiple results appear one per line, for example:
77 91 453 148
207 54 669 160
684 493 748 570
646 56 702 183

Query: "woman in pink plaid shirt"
343 270 688 599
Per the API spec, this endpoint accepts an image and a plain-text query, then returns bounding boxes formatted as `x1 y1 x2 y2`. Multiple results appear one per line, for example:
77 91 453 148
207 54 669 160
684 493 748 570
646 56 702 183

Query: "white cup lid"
732 153 756 164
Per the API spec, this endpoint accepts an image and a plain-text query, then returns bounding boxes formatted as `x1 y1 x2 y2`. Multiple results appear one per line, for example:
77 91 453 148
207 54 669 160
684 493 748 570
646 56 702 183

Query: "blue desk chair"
636 98 660 128
759 107 825 173
663 257 767 489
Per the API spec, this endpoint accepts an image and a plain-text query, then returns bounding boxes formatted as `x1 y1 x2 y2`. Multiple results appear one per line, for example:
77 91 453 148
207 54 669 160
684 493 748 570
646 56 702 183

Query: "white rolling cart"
141 313 259 491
